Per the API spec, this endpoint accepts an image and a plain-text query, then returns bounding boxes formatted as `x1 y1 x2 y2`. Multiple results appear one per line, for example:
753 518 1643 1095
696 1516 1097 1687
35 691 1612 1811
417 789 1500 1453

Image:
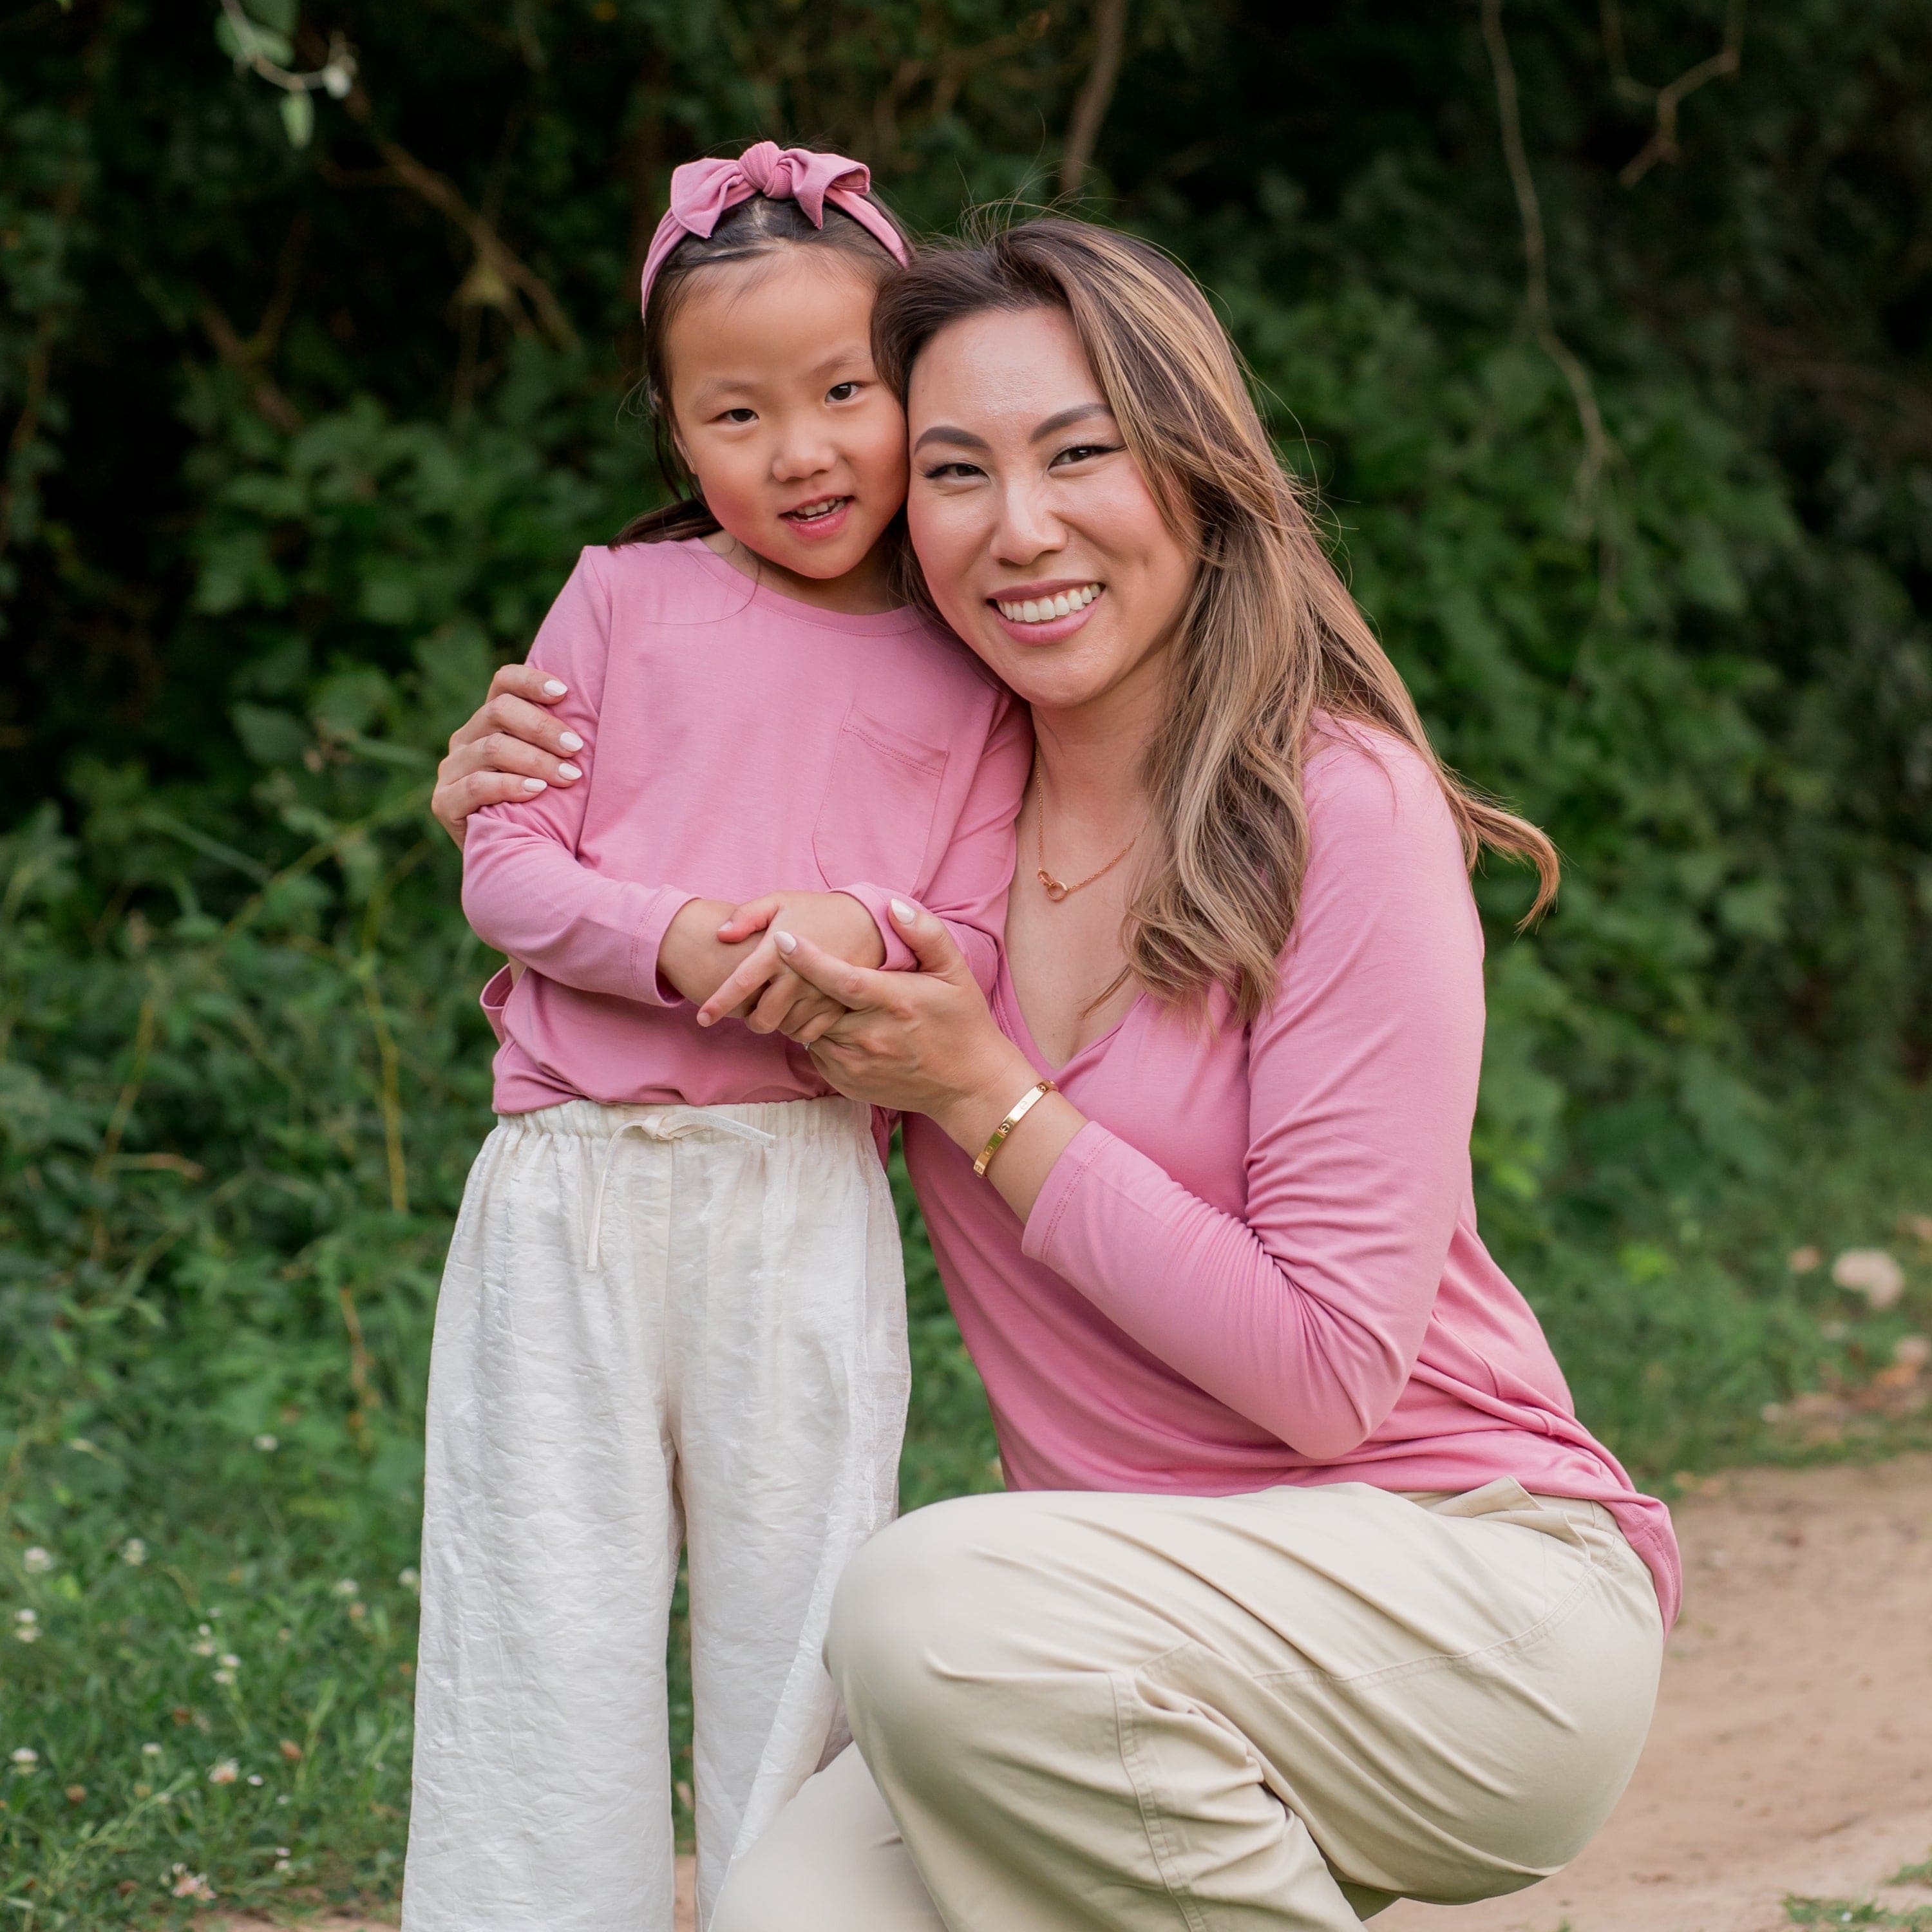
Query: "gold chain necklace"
1032 761 1141 903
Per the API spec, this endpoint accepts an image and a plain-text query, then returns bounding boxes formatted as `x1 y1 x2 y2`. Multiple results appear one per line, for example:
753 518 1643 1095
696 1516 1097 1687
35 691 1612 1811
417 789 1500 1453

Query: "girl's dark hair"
611 186 913 548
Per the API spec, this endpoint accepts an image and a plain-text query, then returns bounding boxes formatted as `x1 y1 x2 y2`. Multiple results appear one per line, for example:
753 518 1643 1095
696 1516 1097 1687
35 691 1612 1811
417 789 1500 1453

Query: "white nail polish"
559 732 583 752
558 762 581 780
522 777 547 793
890 898 916 923
774 930 797 954
543 679 567 696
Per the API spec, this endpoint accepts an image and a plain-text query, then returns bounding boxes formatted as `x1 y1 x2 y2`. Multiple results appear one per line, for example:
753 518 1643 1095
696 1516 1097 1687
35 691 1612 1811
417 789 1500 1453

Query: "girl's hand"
431 663 585 846
782 904 1086 1218
697 893 886 1036
772 903 1030 1132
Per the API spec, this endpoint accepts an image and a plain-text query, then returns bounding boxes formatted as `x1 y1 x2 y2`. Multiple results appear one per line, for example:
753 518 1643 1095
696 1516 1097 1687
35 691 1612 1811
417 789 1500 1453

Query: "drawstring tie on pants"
584 1113 777 1268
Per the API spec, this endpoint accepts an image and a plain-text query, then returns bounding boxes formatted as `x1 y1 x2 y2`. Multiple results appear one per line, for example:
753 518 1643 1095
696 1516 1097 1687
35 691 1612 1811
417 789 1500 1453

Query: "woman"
431 218 1675 1931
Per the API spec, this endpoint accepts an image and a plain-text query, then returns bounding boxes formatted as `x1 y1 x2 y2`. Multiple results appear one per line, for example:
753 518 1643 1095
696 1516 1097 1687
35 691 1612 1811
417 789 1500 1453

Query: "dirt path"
217 1455 1931 1932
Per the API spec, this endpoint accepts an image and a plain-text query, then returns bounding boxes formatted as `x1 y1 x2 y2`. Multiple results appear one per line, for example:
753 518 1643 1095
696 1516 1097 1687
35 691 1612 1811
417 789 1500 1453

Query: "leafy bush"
4 0 1931 1918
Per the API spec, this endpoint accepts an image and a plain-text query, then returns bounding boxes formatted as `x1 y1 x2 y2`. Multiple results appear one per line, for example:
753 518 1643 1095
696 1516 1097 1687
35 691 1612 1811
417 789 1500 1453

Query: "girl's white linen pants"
713 1479 1665 1931
402 1096 908 1932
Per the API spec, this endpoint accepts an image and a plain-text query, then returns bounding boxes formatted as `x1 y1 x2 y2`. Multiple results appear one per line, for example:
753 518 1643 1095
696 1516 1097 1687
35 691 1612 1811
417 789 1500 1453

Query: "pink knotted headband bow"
639 142 909 316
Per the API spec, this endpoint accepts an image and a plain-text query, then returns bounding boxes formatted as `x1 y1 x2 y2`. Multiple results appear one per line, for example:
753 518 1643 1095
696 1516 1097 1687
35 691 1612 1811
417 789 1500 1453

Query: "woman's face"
904 305 1195 717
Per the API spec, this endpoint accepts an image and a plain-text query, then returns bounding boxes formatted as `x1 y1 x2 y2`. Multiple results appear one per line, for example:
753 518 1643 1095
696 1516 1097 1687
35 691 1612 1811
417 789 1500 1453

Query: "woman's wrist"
934 1041 1052 1159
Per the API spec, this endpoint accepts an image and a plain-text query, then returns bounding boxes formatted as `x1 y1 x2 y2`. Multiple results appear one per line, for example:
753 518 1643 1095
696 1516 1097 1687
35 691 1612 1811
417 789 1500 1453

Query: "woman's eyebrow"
912 424 992 453
1030 402 1113 442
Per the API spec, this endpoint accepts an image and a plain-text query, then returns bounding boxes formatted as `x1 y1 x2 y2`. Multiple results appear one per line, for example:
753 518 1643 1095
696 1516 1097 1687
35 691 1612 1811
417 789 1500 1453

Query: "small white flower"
247 1772 264 1785
119 1537 147 1566
331 1577 359 1598
213 1669 236 1685
1895 1334 1931 1370
10 1747 37 1767
12 1617 37 1644
189 1639 217 1657
207 1758 239 1785
1832 1247 1906 1309
22 1548 52 1573
397 1566 420 1592
169 1865 216 1901
253 1433 279 1452
197 1622 211 1635
274 1857 294 1873
141 1742 162 1757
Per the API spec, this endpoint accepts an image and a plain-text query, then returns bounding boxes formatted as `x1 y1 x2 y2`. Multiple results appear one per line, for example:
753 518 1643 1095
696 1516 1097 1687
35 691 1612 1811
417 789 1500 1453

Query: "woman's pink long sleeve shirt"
904 723 1681 1625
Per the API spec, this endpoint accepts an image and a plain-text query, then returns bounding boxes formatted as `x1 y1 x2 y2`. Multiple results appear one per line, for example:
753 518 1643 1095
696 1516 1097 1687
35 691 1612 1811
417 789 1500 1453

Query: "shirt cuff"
840 881 918 972
632 887 701 1007
1019 1119 1113 1269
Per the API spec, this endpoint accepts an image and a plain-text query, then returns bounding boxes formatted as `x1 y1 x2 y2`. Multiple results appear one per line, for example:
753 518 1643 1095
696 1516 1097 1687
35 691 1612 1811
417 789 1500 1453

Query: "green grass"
1787 1899 1932 1929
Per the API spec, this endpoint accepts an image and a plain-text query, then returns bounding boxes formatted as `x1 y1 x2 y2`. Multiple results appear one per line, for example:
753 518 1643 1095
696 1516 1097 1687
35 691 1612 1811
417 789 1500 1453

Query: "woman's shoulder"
1302 713 1459 842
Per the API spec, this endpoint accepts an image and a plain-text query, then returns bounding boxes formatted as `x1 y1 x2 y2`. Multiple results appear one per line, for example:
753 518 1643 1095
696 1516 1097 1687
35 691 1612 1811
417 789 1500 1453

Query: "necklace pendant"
1037 869 1069 903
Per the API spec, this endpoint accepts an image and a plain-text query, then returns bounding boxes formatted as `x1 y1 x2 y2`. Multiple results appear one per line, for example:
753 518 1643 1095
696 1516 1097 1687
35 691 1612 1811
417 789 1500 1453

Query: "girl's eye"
719 407 757 424
826 381 861 403
1050 442 1121 468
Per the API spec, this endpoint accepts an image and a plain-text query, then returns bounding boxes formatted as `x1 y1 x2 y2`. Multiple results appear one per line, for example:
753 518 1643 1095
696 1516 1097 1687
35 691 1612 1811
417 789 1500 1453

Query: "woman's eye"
919 461 984 482
826 381 860 403
1051 442 1121 468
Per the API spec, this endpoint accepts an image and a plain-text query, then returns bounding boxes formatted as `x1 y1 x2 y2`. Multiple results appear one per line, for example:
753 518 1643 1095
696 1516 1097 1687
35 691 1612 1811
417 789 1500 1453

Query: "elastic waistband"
497 1095 870 1146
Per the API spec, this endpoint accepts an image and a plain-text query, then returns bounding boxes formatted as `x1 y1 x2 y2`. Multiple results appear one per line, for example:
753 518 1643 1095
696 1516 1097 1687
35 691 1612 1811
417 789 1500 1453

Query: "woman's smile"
989 580 1105 641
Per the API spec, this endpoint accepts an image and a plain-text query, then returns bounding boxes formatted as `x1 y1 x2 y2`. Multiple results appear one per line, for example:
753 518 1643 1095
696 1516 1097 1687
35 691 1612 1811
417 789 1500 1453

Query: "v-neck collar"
995 951 1145 1081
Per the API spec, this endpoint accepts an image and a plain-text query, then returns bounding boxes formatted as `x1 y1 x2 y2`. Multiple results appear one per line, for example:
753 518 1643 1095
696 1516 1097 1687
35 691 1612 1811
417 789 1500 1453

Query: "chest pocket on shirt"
813 706 950 893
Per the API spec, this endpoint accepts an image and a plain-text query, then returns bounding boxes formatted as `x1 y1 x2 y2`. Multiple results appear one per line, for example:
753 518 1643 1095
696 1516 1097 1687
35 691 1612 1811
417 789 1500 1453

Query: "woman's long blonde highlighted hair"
872 217 1558 1022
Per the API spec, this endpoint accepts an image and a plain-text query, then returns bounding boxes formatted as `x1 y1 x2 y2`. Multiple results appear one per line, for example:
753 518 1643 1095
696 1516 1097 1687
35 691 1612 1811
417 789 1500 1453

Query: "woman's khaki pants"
713 1478 1662 1930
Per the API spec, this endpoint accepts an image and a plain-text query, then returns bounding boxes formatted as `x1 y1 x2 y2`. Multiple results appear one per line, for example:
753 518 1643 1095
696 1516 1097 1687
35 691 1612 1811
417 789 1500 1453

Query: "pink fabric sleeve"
1019 736 1488 1461
843 694 1031 990
460 550 696 1008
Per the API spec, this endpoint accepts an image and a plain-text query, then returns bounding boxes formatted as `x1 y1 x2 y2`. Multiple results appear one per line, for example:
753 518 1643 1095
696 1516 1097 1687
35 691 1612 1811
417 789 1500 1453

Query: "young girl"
403 144 1029 1932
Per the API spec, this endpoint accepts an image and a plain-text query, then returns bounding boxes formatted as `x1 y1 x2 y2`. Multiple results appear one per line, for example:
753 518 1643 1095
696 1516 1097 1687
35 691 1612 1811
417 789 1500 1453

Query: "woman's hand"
773 902 1084 1217
697 892 887 1037
431 663 585 847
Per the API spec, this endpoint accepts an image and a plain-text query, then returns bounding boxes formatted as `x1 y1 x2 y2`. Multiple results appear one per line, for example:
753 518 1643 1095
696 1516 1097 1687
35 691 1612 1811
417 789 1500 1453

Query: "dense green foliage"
3 0 1931 1918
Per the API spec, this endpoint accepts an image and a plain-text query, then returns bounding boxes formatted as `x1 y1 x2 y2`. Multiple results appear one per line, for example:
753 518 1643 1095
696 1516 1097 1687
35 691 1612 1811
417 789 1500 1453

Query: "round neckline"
995 950 1146 1080
677 537 926 636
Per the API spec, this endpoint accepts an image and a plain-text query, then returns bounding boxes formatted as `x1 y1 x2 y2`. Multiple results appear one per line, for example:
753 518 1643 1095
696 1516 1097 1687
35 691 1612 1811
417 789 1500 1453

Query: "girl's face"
903 305 1195 719
664 249 907 594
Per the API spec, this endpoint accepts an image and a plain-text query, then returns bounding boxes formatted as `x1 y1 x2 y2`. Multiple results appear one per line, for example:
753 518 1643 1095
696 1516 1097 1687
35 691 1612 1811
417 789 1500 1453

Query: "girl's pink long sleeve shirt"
462 538 1030 1114
903 723 1682 1626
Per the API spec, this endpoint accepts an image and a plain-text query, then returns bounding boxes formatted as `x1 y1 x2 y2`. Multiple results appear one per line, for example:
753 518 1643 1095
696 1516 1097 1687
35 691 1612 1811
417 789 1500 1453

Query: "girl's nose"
771 432 837 483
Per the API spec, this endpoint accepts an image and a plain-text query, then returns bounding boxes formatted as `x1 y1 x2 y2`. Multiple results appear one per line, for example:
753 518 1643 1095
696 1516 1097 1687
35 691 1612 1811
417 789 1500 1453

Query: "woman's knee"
827 1494 1018 1740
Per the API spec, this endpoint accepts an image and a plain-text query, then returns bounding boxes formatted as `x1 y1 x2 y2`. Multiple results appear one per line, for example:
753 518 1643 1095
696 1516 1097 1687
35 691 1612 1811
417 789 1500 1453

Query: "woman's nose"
990 481 1065 564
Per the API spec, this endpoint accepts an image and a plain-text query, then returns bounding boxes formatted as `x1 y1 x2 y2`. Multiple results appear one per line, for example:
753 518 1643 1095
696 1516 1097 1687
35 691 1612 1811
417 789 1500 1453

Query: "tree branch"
1481 0 1612 515
198 301 304 433
1060 0 1128 199
1601 0 1747 187
338 82 580 352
